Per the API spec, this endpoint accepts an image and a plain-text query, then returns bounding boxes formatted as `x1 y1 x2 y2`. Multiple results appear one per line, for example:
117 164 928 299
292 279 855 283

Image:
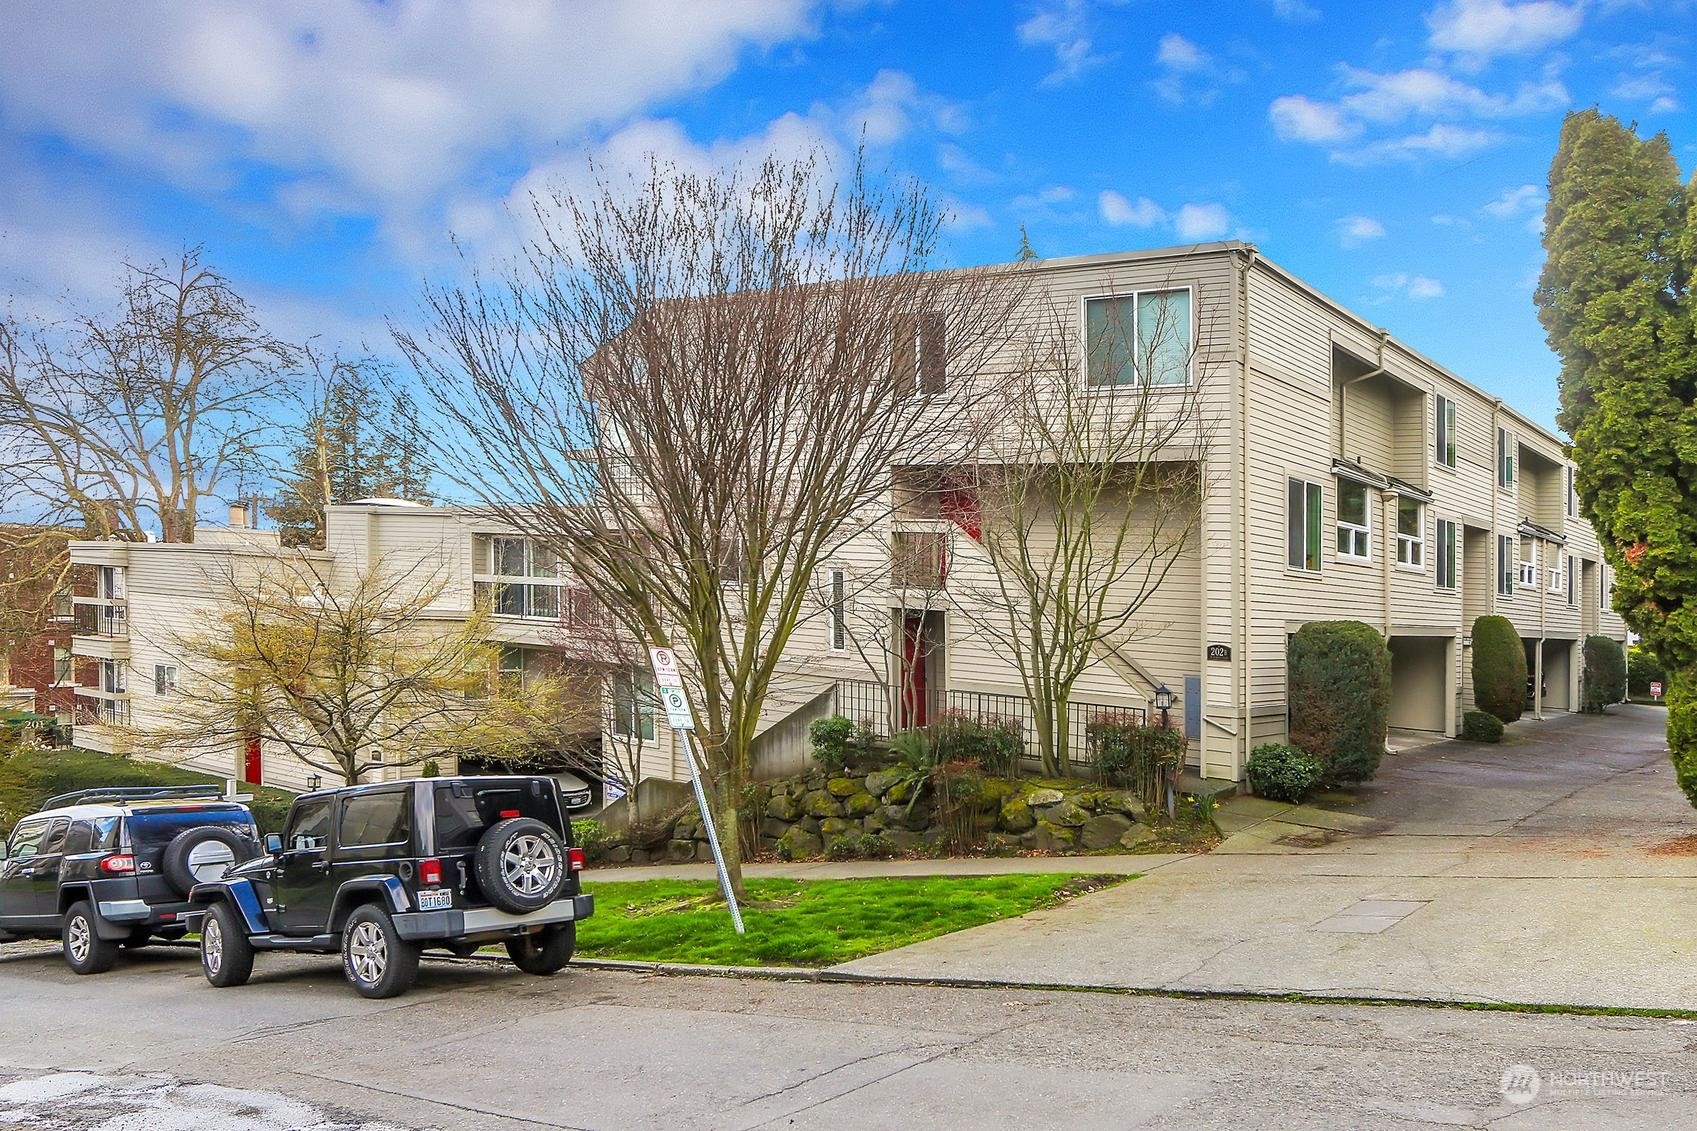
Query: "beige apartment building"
67 241 1626 791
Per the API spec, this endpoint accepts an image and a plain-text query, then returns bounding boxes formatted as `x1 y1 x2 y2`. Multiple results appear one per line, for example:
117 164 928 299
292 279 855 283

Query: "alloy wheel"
347 921 388 984
502 834 559 897
66 915 90 964
203 916 223 974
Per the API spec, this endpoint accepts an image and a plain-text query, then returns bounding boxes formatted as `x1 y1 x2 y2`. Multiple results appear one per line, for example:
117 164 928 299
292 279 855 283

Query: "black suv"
189 775 593 998
0 785 261 974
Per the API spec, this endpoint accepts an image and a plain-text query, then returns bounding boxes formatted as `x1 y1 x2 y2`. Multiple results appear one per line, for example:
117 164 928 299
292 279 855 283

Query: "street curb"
567 958 1697 1020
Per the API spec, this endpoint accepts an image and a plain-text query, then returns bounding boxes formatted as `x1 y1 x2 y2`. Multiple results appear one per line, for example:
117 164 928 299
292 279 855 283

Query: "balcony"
72 597 127 638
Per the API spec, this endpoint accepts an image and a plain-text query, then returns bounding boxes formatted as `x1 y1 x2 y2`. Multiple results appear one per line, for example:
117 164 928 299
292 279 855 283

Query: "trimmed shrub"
1582 635 1627 712
826 831 896 861
1461 709 1504 743
1471 615 1528 723
1287 620 1391 785
1627 646 1666 698
1245 743 1323 803
930 710 1023 777
1087 713 1186 812
808 715 855 771
572 818 611 861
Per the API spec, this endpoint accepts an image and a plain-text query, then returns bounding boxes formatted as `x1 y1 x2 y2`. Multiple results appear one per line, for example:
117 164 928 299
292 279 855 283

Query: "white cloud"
0 1 820 257
1271 0 1322 21
1269 95 1361 143
1335 66 1568 123
1174 202 1231 241
1018 0 1107 86
1156 33 1208 72
840 69 967 148
1337 123 1501 164
1336 214 1387 247
1483 184 1543 219
1099 191 1165 227
1016 185 1077 209
1427 0 1585 66
1151 33 1243 106
1373 272 1446 301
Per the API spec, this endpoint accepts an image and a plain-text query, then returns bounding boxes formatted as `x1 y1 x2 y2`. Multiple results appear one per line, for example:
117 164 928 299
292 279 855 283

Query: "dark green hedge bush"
0 747 296 836
1287 620 1391 784
1583 635 1627 712
1461 709 1504 743
1627 646 1666 698
808 715 855 771
1246 743 1323 802
930 710 1022 777
1471 615 1527 723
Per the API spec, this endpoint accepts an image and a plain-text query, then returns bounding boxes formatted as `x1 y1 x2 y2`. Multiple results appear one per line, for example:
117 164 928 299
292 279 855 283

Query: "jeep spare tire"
162 826 254 896
473 817 566 914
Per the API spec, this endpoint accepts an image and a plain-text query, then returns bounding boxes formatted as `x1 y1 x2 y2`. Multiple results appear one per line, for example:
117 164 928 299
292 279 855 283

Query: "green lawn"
574 873 1128 967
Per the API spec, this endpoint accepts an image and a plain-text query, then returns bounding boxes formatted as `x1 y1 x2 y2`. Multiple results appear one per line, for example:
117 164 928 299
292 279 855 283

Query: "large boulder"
1033 820 1077 853
803 791 844 818
777 826 822 859
665 839 697 863
1119 825 1158 851
1025 788 1065 807
865 770 905 798
1041 801 1088 829
826 777 861 798
1080 813 1134 850
999 797 1035 833
845 791 879 817
765 793 802 821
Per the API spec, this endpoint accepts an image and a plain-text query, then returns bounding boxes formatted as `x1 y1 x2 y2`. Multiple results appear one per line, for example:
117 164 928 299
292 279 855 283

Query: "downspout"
1237 248 1256 779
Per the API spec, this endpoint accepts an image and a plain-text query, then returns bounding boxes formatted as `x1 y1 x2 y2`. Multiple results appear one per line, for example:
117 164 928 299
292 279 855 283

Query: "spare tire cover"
473 817 567 914
162 826 255 896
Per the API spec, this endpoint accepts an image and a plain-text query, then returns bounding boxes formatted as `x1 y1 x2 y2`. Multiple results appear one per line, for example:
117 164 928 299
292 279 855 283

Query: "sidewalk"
586 852 1183 884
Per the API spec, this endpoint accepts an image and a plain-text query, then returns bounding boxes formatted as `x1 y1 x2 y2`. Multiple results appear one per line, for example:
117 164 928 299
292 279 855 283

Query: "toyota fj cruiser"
189 775 593 998
0 785 261 974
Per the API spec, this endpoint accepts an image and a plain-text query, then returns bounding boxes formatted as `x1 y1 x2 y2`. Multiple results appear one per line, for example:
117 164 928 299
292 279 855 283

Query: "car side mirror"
264 833 283 855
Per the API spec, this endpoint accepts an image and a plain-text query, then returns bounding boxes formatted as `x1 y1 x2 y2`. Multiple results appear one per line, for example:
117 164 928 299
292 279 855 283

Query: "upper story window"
892 312 946 397
1435 396 1457 469
482 536 557 579
1084 288 1192 388
828 569 847 651
1336 480 1371 561
1547 555 1565 594
1287 478 1323 573
1566 554 1577 606
1565 466 1576 517
1436 519 1457 590
475 535 565 621
1396 498 1423 568
1517 536 1537 587
96 566 125 601
1497 533 1514 596
1497 427 1515 488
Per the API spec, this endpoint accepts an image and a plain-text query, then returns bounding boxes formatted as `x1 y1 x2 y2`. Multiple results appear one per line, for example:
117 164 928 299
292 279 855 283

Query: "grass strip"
575 873 1128 967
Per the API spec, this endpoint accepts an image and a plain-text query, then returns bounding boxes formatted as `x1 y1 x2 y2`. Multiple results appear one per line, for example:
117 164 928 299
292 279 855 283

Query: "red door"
243 735 263 784
899 614 929 729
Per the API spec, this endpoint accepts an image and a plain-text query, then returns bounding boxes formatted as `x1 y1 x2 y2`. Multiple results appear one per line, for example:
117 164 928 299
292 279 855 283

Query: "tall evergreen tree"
1536 109 1697 803
268 359 434 548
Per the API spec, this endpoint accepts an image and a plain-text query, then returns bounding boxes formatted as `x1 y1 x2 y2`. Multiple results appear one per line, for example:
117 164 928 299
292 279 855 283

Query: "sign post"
1651 680 1663 701
647 647 744 935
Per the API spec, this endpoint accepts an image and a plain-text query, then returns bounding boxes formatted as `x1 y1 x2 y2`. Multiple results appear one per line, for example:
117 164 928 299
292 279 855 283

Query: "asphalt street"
1 941 1692 1130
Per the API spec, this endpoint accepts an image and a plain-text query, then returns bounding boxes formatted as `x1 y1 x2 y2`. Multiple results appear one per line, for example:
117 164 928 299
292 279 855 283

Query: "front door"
0 819 52 928
899 613 933 729
273 797 336 934
26 820 70 918
243 735 263 784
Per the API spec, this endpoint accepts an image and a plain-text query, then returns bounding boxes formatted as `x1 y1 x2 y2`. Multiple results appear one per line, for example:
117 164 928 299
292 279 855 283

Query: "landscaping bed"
0 747 296 834
574 873 1128 967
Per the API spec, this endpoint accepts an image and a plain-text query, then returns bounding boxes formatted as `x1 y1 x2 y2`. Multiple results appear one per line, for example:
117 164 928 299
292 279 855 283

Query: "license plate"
416 888 454 911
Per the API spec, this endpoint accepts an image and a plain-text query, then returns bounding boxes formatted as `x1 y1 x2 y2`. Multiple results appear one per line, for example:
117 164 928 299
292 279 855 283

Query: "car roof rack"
41 784 228 809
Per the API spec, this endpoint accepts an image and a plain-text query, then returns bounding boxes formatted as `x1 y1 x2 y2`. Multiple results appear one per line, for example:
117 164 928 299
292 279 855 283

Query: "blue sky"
1 0 1692 433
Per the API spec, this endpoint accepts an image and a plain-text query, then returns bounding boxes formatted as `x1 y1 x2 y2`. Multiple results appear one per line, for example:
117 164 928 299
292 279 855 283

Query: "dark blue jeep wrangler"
188 775 593 998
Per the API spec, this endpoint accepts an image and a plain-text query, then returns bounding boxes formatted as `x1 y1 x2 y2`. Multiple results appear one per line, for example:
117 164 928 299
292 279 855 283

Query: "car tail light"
567 848 585 873
99 854 136 874
499 809 520 819
419 858 443 886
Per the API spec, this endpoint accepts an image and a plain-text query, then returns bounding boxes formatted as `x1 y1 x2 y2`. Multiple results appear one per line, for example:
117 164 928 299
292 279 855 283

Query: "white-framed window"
1518 537 1537 587
1286 478 1324 573
1436 519 1458 590
475 534 565 621
893 311 947 397
97 565 126 600
1497 534 1514 596
1498 427 1515 488
610 669 657 742
99 659 126 694
1435 396 1457 468
1396 497 1424 568
1548 555 1565 594
53 646 72 685
1083 288 1193 388
828 569 847 651
153 664 178 695
1335 480 1371 561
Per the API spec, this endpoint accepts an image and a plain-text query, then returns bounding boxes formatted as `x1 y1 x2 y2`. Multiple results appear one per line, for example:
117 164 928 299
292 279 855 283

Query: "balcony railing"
72 601 127 638
835 680 1148 771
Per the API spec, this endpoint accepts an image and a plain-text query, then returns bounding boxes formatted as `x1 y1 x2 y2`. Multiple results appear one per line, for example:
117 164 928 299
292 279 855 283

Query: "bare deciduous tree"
957 290 1209 776
142 554 500 786
395 151 1029 896
0 249 293 542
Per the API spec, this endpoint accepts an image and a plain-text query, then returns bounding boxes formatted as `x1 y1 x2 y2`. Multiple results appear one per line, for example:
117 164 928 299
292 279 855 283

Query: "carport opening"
1388 636 1448 735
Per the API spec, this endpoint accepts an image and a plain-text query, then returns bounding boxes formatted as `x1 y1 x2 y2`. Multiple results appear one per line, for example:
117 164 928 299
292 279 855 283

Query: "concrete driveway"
833 706 1697 1011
